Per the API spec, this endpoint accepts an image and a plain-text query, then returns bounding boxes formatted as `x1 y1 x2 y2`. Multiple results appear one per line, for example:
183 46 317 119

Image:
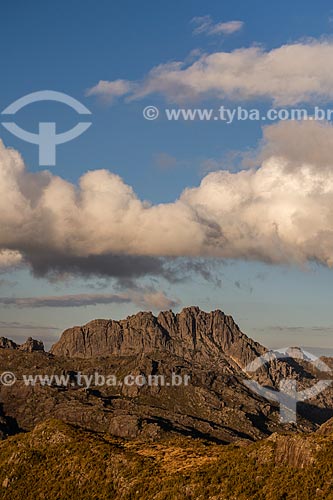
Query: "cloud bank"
0 289 179 310
88 40 333 105
2 119 333 277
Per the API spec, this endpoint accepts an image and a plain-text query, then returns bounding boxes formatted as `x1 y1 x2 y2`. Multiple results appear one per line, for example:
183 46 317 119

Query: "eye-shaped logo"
1 90 92 166
244 347 332 424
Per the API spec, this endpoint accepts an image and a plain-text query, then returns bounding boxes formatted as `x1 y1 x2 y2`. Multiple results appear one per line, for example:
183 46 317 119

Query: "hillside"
0 418 332 499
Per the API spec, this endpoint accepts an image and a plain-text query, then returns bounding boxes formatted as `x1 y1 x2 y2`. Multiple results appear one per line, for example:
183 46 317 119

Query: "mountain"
50 307 265 369
0 307 332 444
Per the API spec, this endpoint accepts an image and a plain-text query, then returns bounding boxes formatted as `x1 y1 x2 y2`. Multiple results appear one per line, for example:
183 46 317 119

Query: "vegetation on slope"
0 419 332 499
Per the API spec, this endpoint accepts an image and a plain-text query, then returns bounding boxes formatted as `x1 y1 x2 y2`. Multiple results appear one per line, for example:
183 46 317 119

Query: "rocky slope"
0 307 332 443
0 418 332 499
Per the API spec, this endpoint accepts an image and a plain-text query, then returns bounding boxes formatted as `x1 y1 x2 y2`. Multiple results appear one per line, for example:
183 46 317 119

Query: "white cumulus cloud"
87 40 333 105
1 119 333 275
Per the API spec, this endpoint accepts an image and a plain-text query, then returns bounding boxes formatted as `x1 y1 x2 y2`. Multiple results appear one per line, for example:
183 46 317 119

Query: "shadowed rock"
0 337 17 350
19 337 45 353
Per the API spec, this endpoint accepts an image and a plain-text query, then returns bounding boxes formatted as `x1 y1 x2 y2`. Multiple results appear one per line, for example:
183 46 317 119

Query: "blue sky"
1 0 333 352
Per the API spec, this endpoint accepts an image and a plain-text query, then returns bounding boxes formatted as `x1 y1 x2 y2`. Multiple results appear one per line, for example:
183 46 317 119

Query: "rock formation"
51 307 264 370
0 307 331 443
19 337 44 353
0 337 17 350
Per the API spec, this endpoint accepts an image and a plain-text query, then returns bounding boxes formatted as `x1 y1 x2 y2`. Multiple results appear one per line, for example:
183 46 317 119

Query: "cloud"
0 321 60 348
0 279 17 287
153 152 191 172
127 289 180 310
191 16 244 36
234 280 253 293
0 141 213 279
86 79 134 103
0 294 130 308
0 249 23 272
0 289 180 310
254 325 333 334
253 119 333 170
153 152 179 170
26 251 178 282
0 320 58 331
87 40 333 105
3 119 333 272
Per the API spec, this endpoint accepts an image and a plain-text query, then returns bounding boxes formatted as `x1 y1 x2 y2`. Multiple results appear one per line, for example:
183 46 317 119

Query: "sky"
1 0 333 353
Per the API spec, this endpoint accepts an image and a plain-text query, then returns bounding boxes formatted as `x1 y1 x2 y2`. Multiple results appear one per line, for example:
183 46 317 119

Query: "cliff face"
51 306 264 369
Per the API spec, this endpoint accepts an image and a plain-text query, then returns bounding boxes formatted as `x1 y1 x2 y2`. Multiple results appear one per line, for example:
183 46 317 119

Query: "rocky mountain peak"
0 337 44 352
19 337 45 353
50 306 264 368
0 337 18 350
